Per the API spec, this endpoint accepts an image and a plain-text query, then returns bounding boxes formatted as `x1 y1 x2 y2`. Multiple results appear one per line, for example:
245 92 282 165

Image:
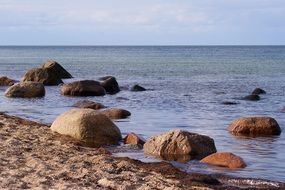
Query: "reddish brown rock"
144 130 217 161
228 117 281 136
201 152 246 169
124 133 146 147
100 108 131 119
0 76 16 86
61 80 106 96
73 100 105 110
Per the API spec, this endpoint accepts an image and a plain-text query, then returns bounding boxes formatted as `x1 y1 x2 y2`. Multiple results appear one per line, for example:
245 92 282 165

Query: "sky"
0 0 284 45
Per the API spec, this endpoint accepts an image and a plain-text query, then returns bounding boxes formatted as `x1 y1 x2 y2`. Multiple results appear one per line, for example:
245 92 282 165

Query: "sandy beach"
0 112 284 189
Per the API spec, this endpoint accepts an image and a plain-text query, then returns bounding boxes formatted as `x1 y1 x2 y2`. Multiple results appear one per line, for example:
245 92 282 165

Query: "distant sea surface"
0 46 285 181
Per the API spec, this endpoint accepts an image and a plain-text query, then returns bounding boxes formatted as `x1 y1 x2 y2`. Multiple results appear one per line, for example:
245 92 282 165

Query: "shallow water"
0 46 284 182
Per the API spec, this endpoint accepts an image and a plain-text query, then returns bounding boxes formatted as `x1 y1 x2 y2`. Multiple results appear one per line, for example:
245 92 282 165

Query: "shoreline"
0 112 284 189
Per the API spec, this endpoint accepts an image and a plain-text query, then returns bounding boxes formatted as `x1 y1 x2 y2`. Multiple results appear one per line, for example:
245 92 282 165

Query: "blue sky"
0 0 284 45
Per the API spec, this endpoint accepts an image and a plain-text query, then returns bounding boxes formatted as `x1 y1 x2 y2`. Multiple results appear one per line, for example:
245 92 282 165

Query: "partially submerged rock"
242 94 260 101
228 117 281 136
73 100 105 110
100 77 120 95
252 88 266 95
61 80 106 96
22 67 63 86
5 82 45 98
0 76 16 86
50 109 122 147
42 60 72 79
100 108 131 119
201 152 246 169
221 101 239 105
144 130 217 161
124 133 146 148
131 84 146 92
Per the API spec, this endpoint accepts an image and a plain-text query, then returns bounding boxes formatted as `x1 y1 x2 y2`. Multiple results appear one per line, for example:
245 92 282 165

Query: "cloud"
0 0 284 44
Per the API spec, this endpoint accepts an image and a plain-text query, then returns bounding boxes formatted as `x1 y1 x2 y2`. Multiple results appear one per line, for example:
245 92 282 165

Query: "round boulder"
131 84 146 92
143 130 217 161
5 82 45 98
50 109 122 147
201 152 246 169
242 94 260 101
100 108 131 119
0 76 16 86
100 77 120 95
42 60 72 79
22 67 63 86
252 88 266 95
228 117 281 136
61 80 106 96
73 100 105 110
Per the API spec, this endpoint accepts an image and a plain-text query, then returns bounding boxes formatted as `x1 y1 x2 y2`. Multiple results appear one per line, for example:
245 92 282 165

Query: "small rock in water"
131 84 146 92
116 97 129 101
100 77 120 95
143 130 217 161
201 152 246 169
0 76 16 86
222 101 239 105
124 133 146 148
73 100 105 110
42 60 73 79
242 94 260 101
252 88 266 95
61 80 106 96
281 107 285 113
5 82 45 98
100 108 131 119
228 116 281 136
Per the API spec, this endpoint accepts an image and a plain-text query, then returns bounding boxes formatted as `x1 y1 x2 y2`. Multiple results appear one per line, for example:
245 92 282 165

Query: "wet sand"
0 112 284 190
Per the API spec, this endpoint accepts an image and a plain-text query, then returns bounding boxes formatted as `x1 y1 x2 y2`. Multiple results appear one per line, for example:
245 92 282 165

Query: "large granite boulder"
5 82 45 98
21 67 63 86
100 108 131 119
144 130 217 161
252 88 266 95
50 109 122 147
42 60 73 79
73 100 105 110
0 76 16 86
100 77 120 95
201 152 246 169
61 80 106 96
228 117 281 136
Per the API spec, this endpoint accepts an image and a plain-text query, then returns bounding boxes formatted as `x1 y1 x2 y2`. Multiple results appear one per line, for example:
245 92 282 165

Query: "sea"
0 46 284 182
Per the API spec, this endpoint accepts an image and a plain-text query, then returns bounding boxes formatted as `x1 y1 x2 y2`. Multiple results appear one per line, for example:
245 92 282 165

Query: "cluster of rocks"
2 60 146 98
1 60 283 173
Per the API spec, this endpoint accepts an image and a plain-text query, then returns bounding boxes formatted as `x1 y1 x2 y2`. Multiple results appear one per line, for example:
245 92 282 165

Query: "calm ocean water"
0 46 284 181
